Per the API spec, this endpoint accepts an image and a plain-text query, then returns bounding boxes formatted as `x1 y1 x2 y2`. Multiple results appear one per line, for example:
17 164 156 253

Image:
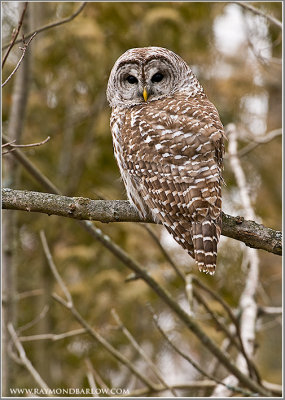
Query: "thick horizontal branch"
2 188 282 256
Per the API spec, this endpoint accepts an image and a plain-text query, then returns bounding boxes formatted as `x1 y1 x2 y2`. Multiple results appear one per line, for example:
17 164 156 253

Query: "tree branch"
150 308 255 397
2 136 50 155
111 308 177 397
238 128 282 158
124 380 282 397
234 2 282 29
2 32 37 88
2 2 87 51
40 230 157 391
2 188 282 256
8 323 51 392
19 328 87 343
2 2 28 68
42 227 270 396
258 306 282 316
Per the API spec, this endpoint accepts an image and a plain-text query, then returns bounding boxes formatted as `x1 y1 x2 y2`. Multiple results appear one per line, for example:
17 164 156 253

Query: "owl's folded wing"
115 95 225 271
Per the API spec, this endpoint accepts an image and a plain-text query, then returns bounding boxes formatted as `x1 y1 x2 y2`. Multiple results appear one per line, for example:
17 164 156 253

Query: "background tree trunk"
2 3 32 395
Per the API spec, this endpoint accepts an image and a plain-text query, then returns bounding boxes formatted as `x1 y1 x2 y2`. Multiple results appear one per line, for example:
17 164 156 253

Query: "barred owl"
107 47 225 275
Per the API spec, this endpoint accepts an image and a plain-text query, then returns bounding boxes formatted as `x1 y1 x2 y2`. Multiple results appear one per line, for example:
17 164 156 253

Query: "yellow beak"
143 87 148 102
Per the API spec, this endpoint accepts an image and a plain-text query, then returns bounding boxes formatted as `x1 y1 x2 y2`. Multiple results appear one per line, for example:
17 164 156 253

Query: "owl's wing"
113 95 225 273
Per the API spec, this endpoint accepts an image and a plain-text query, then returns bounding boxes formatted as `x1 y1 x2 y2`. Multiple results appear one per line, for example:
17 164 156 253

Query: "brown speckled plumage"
107 47 225 274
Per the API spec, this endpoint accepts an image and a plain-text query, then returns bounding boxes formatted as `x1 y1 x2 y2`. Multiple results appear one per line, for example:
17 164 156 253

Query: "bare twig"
2 135 59 193
207 334 233 377
2 188 282 256
2 136 50 155
258 306 282 316
192 288 241 351
17 305 49 333
185 274 194 314
193 287 261 382
40 230 73 307
2 148 17 155
142 224 185 282
2 139 17 147
144 233 251 373
129 378 276 398
262 382 282 397
19 328 86 343
2 32 37 87
2 3 87 51
85 359 99 397
2 2 28 68
234 2 282 29
123 381 280 397
41 233 157 391
238 129 282 158
150 308 255 397
84 360 110 391
124 381 216 397
257 316 281 332
8 323 51 392
53 292 157 391
16 288 44 301
192 277 238 326
111 309 177 397
192 277 260 381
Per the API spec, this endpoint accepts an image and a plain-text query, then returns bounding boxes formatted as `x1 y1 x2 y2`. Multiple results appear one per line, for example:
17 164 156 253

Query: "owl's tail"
164 222 195 258
192 220 220 275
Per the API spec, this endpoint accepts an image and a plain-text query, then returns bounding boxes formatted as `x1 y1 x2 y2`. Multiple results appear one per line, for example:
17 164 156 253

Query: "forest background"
2 1 282 398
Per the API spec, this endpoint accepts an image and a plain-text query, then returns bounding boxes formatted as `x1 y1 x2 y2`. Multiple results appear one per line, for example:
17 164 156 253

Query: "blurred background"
2 2 282 397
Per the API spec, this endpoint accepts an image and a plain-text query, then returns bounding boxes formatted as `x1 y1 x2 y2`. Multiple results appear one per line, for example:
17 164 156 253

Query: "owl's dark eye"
126 75 138 84
151 72 164 83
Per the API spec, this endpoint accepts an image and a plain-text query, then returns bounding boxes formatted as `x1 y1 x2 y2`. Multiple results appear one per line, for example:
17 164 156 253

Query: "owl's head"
107 47 203 108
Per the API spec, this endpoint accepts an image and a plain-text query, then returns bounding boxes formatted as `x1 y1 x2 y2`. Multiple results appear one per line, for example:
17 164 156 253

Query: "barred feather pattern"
107 47 225 274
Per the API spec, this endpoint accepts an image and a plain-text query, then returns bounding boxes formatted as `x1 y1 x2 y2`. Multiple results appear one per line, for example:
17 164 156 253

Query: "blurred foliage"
2 2 282 396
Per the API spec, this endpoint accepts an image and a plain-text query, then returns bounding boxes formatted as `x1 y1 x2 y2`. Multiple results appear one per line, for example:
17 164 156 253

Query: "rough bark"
2 188 282 256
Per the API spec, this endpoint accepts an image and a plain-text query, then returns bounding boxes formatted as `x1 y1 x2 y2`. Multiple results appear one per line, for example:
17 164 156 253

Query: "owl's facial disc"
120 59 177 104
143 58 176 101
107 47 203 107
111 58 180 106
113 62 144 103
